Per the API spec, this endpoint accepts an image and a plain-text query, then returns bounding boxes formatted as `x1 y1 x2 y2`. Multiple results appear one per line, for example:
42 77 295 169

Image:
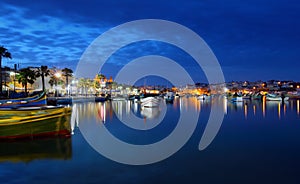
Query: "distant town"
1 64 300 100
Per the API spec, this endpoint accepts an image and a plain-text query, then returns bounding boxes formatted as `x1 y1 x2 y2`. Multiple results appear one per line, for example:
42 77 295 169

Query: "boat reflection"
225 96 297 119
0 137 72 163
71 97 300 128
141 106 160 119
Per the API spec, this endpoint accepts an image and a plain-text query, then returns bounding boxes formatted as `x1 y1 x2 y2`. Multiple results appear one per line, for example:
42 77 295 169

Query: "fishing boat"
242 94 251 100
164 92 174 103
0 92 46 108
141 97 160 108
197 94 210 100
231 96 243 102
266 94 289 101
0 106 71 139
252 93 263 100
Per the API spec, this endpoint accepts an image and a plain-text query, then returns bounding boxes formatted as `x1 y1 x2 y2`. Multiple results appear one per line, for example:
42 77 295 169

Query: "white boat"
141 97 160 108
231 96 243 102
266 94 289 101
197 94 210 100
111 95 127 101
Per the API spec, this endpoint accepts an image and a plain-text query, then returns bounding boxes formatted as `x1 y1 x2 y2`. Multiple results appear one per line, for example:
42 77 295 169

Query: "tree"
78 78 93 96
62 68 73 88
0 46 12 94
36 65 50 92
17 67 36 96
48 76 55 89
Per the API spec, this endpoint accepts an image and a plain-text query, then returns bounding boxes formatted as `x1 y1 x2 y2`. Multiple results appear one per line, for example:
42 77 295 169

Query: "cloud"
0 0 300 81
0 2 109 70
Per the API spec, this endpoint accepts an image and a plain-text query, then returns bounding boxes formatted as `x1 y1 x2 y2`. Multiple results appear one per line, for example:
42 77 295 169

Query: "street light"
54 72 61 97
55 72 61 78
9 71 16 92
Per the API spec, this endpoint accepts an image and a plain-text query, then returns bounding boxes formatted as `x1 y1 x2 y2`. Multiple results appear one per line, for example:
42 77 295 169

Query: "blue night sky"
0 0 300 83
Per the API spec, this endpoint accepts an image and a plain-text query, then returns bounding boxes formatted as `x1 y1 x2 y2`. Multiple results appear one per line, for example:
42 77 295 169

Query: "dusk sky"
0 0 299 83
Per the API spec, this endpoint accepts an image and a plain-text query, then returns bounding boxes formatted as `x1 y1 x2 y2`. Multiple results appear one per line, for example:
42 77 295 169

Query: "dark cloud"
0 0 299 81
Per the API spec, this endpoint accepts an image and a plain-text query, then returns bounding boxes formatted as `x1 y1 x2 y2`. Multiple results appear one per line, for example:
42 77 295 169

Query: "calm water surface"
1 97 300 183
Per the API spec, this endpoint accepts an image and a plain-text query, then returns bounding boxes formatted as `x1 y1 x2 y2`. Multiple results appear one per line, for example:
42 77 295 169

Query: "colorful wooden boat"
0 106 71 139
0 92 47 108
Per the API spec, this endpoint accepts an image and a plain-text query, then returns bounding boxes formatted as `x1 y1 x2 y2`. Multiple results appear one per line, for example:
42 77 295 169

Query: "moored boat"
141 97 160 108
164 92 174 103
197 94 210 100
266 94 289 101
0 92 46 108
252 93 263 100
231 96 243 102
0 106 71 139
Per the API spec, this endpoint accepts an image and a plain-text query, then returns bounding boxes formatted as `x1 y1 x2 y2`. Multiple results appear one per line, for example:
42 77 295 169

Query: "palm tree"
62 68 73 88
17 67 36 96
36 65 50 92
48 76 55 89
78 78 94 96
0 46 12 94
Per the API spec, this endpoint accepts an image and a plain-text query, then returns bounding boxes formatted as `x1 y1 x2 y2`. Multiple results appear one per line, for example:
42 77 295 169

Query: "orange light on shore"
297 85 300 89
55 72 62 78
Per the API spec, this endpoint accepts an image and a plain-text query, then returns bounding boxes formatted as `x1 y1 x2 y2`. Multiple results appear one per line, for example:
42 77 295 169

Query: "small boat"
197 94 210 100
0 92 46 108
164 92 174 103
0 106 71 139
231 96 243 102
266 94 289 101
111 95 127 101
242 94 251 100
141 97 160 108
95 93 107 102
252 93 263 100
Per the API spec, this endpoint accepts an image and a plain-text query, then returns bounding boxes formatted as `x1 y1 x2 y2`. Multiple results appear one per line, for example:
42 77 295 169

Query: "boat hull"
0 106 71 139
141 97 160 107
231 97 243 102
266 97 289 101
0 92 46 108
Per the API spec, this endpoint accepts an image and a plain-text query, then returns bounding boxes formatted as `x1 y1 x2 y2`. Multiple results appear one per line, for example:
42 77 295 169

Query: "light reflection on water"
2 97 300 183
71 97 300 128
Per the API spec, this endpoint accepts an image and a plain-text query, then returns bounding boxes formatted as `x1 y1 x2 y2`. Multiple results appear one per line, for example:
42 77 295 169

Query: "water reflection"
297 100 300 116
244 103 248 119
71 97 300 130
0 137 72 163
262 96 266 117
221 97 299 120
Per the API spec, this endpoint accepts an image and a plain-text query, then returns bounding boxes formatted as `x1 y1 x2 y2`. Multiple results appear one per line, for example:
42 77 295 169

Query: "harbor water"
1 97 300 183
